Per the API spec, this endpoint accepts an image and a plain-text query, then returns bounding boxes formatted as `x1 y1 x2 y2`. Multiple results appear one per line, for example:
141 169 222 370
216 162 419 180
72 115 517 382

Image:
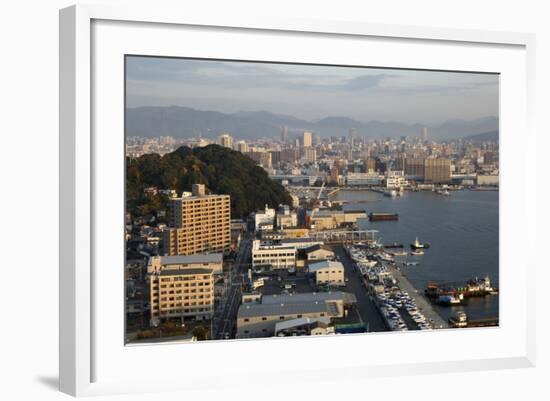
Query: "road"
212 239 251 339
331 246 388 332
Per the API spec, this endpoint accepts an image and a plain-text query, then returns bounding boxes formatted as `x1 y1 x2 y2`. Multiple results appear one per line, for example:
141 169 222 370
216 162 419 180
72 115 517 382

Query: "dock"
385 263 449 329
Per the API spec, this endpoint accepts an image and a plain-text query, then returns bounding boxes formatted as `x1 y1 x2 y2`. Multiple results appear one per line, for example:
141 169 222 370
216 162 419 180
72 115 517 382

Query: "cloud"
345 73 396 90
125 56 499 124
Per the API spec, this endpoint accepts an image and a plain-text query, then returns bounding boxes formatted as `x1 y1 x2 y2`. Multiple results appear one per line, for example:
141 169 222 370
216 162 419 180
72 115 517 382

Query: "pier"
385 263 449 329
310 229 378 244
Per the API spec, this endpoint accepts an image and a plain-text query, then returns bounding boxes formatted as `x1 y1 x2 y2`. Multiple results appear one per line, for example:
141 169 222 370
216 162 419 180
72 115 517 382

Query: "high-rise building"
269 150 281 167
280 126 289 143
364 157 377 172
405 157 426 178
422 127 428 142
219 133 234 149
248 151 272 169
303 131 313 148
349 128 356 148
236 141 249 153
163 184 231 256
280 148 299 164
424 158 451 183
302 147 317 163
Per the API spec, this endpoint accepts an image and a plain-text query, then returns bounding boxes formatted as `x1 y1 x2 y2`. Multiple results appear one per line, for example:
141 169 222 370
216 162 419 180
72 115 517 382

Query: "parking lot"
330 246 388 332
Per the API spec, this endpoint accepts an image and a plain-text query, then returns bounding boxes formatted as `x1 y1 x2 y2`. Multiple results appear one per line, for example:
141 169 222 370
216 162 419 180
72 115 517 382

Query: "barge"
369 212 399 221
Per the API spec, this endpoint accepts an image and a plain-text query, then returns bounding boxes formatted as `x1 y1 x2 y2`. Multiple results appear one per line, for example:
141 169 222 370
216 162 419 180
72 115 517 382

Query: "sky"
125 56 499 125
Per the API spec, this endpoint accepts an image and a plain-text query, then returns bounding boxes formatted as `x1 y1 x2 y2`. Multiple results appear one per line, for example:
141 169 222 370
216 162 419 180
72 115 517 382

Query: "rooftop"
237 301 330 319
155 254 223 266
308 260 344 272
274 316 332 332
261 291 356 305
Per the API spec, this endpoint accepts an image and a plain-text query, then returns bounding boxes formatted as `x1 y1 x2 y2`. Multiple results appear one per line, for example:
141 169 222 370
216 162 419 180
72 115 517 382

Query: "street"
212 239 251 339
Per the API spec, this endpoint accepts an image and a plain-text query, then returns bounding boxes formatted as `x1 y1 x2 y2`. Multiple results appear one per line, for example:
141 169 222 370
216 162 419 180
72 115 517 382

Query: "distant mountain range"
463 130 499 142
126 106 498 140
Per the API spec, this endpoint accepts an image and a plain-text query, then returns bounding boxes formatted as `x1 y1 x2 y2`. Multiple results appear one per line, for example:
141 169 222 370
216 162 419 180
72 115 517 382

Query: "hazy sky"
126 56 499 124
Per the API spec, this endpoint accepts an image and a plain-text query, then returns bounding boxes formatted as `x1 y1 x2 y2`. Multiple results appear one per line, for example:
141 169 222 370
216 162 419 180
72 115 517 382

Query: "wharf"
385 263 449 329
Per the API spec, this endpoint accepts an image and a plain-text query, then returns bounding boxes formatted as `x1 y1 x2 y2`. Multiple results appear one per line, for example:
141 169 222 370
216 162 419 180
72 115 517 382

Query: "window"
280 316 285 320
244 318 249 322
262 317 267 321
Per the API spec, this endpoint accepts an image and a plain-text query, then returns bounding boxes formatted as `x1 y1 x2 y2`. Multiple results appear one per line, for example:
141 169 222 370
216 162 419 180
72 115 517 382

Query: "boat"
410 250 424 256
436 294 463 305
402 261 419 266
425 275 498 299
359 260 378 268
449 311 468 328
410 237 430 249
376 252 394 262
369 212 399 221
388 249 408 256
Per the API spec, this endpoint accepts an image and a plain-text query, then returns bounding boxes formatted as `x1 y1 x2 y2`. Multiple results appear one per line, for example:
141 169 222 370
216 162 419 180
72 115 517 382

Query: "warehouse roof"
261 291 356 305
308 260 344 272
237 301 330 319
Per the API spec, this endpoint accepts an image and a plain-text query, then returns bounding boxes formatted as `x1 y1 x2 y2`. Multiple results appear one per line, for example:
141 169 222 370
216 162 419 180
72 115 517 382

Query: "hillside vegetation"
127 145 291 219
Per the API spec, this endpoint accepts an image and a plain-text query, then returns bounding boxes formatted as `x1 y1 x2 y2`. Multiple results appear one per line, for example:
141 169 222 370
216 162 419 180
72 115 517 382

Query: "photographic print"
124 56 499 343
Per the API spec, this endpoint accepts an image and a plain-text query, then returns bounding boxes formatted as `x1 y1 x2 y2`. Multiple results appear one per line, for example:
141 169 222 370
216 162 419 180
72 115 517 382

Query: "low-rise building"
236 291 356 338
275 317 334 336
251 240 296 269
385 171 408 188
477 174 499 186
149 266 214 325
308 210 367 230
308 260 345 286
276 205 298 228
303 244 335 261
253 204 276 231
346 172 383 186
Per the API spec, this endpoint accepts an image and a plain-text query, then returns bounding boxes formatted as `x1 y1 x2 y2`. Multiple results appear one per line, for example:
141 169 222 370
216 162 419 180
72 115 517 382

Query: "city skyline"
126 56 499 131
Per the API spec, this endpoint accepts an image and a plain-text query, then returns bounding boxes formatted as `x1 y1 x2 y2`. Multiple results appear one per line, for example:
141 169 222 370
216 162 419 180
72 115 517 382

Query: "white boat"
410 237 430 249
410 250 424 256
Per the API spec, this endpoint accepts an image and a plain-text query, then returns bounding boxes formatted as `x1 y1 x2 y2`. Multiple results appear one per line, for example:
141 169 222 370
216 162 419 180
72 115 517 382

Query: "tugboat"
410 237 430 249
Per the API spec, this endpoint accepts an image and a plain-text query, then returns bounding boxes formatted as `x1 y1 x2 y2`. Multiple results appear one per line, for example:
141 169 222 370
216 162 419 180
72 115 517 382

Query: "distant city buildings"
236 141 249 153
302 131 313 148
219 133 234 149
424 157 451 183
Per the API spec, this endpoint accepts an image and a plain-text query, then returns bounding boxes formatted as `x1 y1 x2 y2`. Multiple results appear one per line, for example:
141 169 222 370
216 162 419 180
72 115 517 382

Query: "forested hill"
126 144 291 219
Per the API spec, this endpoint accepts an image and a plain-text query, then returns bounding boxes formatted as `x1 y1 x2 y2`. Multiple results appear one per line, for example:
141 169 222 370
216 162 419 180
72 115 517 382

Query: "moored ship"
425 275 498 299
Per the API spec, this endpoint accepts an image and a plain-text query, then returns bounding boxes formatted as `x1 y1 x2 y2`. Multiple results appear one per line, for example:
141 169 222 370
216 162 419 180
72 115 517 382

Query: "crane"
309 182 325 229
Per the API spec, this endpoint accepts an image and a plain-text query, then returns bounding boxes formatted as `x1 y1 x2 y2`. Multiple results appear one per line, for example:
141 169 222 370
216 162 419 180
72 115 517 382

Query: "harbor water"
332 189 499 323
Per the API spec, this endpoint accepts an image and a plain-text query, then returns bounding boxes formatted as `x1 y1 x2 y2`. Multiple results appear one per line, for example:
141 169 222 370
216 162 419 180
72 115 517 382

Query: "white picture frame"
59 4 536 397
